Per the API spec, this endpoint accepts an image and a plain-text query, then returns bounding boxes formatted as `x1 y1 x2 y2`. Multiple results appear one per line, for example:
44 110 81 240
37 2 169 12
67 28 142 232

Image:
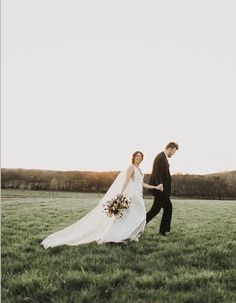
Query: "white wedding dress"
42 165 146 248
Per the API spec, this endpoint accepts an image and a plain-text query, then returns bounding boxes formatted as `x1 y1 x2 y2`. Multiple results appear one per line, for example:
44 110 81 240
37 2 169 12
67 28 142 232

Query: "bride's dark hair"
132 151 144 164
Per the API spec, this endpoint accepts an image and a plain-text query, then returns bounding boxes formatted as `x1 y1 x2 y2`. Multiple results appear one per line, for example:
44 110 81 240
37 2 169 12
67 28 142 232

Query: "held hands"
154 184 164 192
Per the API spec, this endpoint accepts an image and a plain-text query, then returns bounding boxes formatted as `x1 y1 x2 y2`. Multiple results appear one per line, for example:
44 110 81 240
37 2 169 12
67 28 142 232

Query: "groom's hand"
157 184 164 191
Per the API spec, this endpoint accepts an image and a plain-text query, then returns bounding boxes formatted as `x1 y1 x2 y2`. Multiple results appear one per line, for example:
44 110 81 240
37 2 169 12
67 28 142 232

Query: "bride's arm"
120 166 134 195
143 183 164 191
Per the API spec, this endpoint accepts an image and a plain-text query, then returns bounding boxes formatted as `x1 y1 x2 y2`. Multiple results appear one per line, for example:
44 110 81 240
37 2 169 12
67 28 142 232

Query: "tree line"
1 168 236 199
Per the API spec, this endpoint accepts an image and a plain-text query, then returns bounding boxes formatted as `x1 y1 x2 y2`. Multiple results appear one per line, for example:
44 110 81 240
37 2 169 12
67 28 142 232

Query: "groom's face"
167 148 177 158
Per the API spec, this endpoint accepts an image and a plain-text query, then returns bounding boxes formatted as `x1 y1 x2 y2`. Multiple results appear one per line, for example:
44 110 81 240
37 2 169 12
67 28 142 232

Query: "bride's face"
134 153 143 164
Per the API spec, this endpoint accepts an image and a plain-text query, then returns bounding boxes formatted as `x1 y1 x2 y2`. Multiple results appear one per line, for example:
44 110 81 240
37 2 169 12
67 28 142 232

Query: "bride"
42 151 163 248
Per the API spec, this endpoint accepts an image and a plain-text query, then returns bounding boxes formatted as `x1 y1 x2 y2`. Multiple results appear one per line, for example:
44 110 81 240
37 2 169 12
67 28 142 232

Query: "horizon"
2 166 235 176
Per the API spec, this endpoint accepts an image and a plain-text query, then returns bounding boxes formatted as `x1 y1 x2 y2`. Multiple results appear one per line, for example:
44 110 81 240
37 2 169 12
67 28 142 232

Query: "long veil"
97 169 133 206
42 168 132 248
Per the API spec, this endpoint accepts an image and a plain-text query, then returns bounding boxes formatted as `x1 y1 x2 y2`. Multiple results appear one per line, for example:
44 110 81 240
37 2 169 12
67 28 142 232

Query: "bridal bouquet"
103 194 131 218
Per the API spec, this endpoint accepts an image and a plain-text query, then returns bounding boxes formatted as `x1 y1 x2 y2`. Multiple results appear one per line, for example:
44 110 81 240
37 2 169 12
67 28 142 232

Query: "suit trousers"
146 195 172 234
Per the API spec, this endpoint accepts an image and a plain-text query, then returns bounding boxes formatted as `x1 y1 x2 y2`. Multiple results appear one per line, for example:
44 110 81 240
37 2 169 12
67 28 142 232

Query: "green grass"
1 189 236 303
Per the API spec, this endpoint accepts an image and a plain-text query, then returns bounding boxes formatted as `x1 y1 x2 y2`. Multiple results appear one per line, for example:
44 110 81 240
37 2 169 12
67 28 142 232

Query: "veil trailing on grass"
42 169 133 248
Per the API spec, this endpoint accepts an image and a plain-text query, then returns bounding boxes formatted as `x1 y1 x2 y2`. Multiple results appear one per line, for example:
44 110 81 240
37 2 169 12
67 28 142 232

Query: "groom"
146 142 179 236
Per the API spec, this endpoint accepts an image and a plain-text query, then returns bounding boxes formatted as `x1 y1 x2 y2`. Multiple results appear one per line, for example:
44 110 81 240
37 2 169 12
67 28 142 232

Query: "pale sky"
1 0 236 174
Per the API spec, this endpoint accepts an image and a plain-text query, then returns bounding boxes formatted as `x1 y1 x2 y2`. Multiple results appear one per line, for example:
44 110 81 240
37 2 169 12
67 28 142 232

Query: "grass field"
1 189 236 303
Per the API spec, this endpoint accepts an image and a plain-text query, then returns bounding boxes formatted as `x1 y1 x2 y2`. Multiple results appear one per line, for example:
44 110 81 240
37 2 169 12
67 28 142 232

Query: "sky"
1 0 236 175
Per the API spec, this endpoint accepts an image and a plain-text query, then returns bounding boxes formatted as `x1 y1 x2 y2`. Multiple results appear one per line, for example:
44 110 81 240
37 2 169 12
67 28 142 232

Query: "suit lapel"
162 152 169 167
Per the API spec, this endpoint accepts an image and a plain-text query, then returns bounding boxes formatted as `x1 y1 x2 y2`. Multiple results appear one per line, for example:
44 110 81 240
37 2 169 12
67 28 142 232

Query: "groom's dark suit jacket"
149 152 171 198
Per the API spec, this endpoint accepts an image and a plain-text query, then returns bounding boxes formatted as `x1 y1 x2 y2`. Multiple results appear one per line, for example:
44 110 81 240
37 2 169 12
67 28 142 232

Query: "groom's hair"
166 142 179 150
132 151 144 163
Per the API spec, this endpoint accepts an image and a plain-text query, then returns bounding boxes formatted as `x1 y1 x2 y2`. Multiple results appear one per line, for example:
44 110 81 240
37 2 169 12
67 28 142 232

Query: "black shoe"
159 232 168 237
